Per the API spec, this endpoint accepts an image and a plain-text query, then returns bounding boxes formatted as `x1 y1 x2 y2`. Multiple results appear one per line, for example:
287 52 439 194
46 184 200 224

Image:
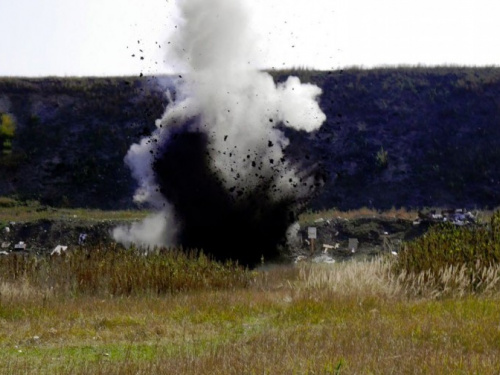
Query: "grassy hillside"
1 67 500 210
276 66 500 210
0 76 167 208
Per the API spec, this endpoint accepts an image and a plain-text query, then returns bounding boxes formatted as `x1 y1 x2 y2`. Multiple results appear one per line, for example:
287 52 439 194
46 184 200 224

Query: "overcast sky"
1 0 499 77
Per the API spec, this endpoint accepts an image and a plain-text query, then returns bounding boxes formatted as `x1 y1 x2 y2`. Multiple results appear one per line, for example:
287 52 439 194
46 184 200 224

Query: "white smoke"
113 0 326 248
112 210 177 249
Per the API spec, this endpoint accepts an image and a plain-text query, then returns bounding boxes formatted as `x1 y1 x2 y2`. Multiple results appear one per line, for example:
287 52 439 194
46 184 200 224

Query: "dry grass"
0 247 250 296
0 206 150 223
0 197 150 224
2 255 500 373
299 257 500 300
299 206 418 225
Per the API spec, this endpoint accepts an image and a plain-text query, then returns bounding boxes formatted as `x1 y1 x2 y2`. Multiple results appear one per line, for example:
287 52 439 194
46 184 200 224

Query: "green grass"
0 197 150 223
298 206 418 226
2 264 500 374
396 211 500 291
0 247 251 296
2 208 500 372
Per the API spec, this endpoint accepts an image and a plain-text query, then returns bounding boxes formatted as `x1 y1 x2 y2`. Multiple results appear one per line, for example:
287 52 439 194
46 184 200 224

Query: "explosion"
113 0 326 266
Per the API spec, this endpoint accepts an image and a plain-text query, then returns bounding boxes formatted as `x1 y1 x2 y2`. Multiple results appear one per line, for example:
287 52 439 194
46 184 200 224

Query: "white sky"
1 0 499 77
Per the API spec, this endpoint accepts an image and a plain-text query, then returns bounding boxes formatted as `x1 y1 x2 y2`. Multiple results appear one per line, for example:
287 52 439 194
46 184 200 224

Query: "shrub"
0 113 16 155
0 196 18 208
395 211 500 292
376 146 388 168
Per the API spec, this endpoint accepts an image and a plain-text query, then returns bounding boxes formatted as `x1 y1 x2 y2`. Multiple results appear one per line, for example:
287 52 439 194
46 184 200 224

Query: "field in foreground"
1 251 500 374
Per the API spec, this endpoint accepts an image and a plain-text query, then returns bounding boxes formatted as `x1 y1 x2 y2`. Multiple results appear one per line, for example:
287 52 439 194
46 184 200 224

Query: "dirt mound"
294 217 432 261
1 219 120 253
1 216 431 261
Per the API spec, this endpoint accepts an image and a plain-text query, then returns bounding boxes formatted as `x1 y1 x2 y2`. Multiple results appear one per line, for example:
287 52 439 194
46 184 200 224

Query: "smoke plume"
114 0 326 266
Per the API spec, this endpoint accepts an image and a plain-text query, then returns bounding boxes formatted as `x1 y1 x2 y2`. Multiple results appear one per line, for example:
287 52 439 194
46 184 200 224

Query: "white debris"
314 218 325 223
391 251 398 256
3 227 10 233
312 254 336 264
0 251 9 255
14 241 26 250
78 233 87 245
51 245 68 256
348 238 359 253
294 255 307 264
322 243 339 253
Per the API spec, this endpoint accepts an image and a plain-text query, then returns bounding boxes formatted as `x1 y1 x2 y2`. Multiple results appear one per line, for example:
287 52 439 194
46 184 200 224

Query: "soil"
1 216 432 260
0 219 121 254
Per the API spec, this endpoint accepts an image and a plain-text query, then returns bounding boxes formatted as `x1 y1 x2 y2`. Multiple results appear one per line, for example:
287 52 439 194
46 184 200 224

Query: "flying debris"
114 0 327 266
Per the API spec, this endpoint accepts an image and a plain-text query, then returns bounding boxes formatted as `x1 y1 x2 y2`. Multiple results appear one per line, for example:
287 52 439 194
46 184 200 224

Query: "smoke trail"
114 0 326 265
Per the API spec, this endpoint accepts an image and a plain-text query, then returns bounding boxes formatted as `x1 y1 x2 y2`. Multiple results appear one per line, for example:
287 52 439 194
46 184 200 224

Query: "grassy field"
0 197 150 224
1 249 500 374
2 201 500 373
0 196 496 227
0 197 408 226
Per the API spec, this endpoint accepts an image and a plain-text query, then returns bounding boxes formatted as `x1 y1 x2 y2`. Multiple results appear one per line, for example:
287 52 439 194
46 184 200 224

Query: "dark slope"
0 76 168 208
277 67 500 210
1 67 500 210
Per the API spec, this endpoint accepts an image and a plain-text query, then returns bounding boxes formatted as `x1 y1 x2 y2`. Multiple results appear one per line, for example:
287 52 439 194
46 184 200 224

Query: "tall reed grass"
297 257 500 300
395 210 500 294
0 246 250 297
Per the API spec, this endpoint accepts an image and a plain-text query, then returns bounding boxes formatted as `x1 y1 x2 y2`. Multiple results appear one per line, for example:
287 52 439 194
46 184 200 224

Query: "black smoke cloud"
152 124 323 266
113 0 327 266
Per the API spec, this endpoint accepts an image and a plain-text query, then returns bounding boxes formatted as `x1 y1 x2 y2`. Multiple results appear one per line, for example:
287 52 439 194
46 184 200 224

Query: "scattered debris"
312 254 336 264
348 238 359 253
1 242 10 249
322 243 339 253
51 245 68 256
417 208 477 226
0 251 9 255
294 255 307 263
3 226 10 233
78 233 87 245
14 241 26 250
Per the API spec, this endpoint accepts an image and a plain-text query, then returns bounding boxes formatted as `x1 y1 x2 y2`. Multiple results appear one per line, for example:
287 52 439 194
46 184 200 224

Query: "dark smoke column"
153 129 315 266
113 0 327 267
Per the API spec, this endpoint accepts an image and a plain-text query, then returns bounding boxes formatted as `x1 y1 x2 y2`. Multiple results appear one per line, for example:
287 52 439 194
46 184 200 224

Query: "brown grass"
0 205 150 223
2 255 500 373
299 206 419 225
